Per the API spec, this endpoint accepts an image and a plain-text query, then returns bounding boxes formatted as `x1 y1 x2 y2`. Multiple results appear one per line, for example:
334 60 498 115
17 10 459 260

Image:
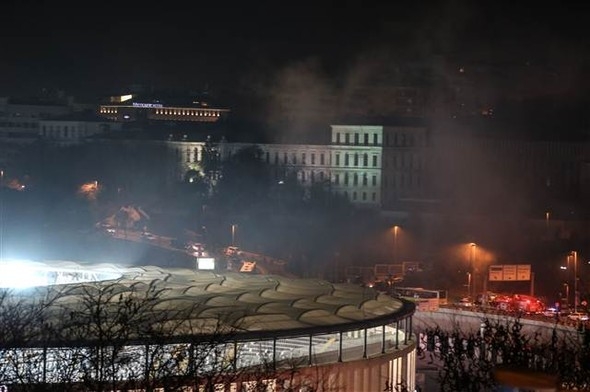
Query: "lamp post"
571 251 578 313
469 243 477 300
393 225 400 264
231 224 238 246
563 283 570 309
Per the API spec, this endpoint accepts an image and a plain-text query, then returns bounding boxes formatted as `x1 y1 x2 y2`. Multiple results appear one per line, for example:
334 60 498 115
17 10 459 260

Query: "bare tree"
419 316 590 391
0 281 350 392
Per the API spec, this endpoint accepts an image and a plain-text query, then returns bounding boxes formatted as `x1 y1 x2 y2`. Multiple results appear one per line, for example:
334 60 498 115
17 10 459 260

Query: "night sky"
1 1 588 132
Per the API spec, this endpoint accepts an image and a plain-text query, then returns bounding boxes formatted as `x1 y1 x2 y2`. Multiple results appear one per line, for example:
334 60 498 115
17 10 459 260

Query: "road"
100 226 291 276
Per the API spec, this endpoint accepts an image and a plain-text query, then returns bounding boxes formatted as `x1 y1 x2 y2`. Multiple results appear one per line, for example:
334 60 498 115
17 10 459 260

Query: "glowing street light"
393 225 400 263
570 251 579 313
231 224 238 246
469 243 477 299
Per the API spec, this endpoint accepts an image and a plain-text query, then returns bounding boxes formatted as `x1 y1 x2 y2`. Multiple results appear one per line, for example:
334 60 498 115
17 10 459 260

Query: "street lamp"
393 225 400 264
231 224 238 246
563 283 570 309
469 243 477 300
570 251 579 313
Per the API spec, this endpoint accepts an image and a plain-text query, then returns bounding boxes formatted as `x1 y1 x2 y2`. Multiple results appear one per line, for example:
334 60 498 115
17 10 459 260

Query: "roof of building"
6 260 413 345
43 109 120 123
102 90 229 110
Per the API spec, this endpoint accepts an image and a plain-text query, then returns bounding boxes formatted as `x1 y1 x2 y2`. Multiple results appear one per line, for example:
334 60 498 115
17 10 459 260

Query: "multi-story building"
169 122 431 211
39 111 123 144
3 89 589 218
98 93 230 124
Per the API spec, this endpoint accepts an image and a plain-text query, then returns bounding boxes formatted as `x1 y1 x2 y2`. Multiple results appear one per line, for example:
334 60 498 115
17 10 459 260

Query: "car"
542 307 559 318
455 297 475 308
141 232 157 241
567 312 589 321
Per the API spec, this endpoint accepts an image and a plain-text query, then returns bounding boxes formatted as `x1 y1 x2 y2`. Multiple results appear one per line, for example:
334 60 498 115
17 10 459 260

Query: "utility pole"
572 251 578 313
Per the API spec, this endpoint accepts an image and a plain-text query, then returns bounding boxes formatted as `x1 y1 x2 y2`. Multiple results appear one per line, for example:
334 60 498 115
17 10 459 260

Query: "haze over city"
1 2 590 390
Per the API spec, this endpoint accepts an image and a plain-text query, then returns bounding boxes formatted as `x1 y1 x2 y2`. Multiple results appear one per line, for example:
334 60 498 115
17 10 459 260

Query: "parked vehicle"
542 307 559 318
489 293 545 314
454 297 475 308
567 312 589 321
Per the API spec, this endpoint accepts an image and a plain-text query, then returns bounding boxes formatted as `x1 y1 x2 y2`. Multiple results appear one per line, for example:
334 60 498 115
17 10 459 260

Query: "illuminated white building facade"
168 124 430 211
98 94 230 123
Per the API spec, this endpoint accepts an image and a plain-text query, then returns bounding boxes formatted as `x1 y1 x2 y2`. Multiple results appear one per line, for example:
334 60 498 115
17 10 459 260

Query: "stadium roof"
6 261 414 345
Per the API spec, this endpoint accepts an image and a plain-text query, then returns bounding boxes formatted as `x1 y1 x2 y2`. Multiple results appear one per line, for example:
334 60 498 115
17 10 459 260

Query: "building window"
364 133 369 145
320 153 325 165
345 133 350 144
302 153 306 164
319 171 324 181
335 154 340 166
353 173 358 186
362 192 367 201
335 174 340 185
344 154 349 166
344 173 349 185
194 148 199 163
354 133 359 145
354 153 358 166
362 174 368 186
275 152 279 164
372 175 377 186
311 171 315 183
311 153 315 165
353 191 357 200
292 153 297 165
363 153 368 167
336 133 341 144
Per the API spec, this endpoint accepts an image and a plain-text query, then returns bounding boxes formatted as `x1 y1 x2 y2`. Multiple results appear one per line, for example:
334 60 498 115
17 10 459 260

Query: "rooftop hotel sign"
132 102 163 108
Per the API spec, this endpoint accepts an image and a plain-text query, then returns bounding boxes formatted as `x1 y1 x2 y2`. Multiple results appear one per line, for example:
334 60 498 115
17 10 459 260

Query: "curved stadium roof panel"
1 260 414 344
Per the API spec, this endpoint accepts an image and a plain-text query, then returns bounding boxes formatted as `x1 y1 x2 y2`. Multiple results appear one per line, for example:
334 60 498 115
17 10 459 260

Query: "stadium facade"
0 260 417 391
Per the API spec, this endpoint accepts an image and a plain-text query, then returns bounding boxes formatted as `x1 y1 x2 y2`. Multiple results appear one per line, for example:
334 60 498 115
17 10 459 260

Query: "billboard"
488 264 531 281
196 257 215 270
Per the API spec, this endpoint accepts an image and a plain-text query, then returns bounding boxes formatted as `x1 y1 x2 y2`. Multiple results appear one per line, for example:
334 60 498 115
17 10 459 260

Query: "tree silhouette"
419 316 590 391
0 280 350 391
